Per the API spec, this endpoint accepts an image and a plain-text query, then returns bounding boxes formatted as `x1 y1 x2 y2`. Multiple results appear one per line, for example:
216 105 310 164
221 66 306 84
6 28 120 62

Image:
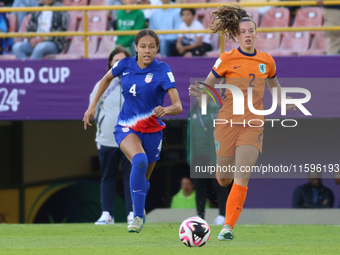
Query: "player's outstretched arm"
154 88 182 117
83 70 115 129
189 72 219 97
267 77 297 111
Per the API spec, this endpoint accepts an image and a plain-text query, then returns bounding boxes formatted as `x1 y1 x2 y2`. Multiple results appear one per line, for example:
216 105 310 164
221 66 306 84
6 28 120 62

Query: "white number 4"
129 84 137 96
156 139 162 157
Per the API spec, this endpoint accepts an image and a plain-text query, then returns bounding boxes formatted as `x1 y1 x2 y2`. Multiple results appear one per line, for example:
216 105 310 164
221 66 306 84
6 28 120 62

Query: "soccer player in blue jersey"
83 29 183 233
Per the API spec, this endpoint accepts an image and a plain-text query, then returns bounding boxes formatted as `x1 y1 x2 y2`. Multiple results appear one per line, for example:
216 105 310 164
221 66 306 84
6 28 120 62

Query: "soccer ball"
179 217 210 247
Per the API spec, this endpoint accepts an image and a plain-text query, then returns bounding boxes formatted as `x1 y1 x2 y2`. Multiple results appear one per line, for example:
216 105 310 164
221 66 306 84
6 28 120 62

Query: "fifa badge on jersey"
145 73 153 83
215 141 220 151
259 63 266 74
122 127 130 133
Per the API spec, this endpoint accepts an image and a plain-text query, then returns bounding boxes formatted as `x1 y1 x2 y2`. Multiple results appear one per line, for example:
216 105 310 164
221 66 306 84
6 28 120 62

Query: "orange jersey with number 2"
212 47 276 123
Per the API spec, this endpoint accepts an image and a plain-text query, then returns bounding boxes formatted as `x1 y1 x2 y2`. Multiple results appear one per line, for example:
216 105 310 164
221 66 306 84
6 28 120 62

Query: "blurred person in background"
0 0 14 6
115 0 146 55
12 0 39 31
292 172 334 208
136 0 161 26
106 0 121 25
171 177 197 209
0 10 13 54
90 46 133 225
149 0 182 57
187 96 231 225
12 0 69 59
171 8 212 57
316 0 340 54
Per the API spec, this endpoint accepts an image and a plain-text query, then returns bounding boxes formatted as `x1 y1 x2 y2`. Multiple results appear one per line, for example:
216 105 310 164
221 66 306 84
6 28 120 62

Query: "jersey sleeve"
211 53 228 78
111 57 126 77
268 55 277 78
160 64 176 91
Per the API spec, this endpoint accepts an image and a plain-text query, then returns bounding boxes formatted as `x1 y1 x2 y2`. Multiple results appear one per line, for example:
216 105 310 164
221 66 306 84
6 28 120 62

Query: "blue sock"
130 153 148 219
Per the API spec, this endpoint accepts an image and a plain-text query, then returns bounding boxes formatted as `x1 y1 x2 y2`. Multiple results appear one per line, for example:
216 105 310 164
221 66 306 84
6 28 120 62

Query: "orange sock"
224 183 248 228
215 171 221 186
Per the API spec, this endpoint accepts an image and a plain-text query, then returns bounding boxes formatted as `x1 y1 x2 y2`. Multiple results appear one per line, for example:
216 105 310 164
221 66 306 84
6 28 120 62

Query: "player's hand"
83 106 95 130
286 96 297 111
188 81 202 97
154 106 167 118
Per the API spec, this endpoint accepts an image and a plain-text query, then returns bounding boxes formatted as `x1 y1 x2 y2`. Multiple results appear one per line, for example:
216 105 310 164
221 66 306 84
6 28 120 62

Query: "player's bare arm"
154 88 182 117
189 72 219 97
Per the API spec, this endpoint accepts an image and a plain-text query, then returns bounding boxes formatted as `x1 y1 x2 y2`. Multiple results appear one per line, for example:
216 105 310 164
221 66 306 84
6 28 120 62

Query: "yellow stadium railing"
1 1 340 58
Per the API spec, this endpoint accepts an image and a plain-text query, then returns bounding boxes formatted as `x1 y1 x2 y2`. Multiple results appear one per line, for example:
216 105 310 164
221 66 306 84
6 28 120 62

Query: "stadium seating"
90 34 116 58
210 0 236 3
14 14 31 43
89 0 106 5
299 31 327 55
244 8 260 27
260 7 290 28
254 32 281 53
293 7 323 35
239 0 267 3
78 11 109 33
53 36 99 59
201 8 215 29
67 11 83 40
185 0 206 3
62 0 89 6
268 31 311 56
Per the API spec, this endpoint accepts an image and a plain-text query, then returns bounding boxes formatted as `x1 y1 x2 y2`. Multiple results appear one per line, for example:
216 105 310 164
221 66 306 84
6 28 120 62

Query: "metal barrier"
1 1 339 57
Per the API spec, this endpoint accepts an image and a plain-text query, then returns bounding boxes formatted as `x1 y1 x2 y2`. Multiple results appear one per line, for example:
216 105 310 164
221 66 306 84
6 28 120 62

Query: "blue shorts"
114 124 163 164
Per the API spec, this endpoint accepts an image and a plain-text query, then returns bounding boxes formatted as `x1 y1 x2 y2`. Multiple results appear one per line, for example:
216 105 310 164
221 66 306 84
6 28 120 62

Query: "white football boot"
217 224 234 241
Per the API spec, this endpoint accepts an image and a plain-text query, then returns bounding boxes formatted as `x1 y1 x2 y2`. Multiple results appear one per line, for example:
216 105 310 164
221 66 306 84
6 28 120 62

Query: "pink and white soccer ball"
179 217 210 247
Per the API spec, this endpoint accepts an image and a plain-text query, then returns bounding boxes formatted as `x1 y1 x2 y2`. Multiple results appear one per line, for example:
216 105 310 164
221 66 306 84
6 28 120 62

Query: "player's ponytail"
209 4 256 43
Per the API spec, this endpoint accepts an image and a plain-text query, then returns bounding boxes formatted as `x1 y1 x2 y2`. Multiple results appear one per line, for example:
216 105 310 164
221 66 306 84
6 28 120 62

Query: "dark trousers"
170 42 212 56
98 145 132 216
193 178 232 219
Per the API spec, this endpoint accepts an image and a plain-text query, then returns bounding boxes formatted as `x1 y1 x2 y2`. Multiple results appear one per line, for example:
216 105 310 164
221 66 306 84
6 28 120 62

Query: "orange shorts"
214 124 264 157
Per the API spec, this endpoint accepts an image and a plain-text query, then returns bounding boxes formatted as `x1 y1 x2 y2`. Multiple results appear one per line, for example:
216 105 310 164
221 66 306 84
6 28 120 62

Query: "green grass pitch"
0 224 339 254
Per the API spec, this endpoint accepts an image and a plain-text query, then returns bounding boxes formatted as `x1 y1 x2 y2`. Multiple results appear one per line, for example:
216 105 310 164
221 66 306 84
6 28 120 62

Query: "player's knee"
218 178 232 187
132 153 148 173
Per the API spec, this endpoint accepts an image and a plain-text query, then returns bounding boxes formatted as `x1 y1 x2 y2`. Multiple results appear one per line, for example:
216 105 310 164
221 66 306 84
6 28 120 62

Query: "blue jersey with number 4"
111 56 176 133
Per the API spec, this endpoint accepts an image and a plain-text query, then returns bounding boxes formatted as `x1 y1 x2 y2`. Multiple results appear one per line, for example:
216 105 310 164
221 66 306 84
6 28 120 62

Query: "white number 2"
129 84 137 97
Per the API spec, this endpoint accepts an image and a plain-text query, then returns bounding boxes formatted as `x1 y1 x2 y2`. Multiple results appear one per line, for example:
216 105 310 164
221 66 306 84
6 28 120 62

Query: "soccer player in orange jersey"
189 4 297 241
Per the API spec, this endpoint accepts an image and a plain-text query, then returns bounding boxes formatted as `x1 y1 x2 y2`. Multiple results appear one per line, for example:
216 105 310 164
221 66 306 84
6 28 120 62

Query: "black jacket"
292 182 334 208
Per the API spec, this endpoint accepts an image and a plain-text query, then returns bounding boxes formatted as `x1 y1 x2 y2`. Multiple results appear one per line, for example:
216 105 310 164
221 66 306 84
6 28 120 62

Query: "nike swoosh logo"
133 190 142 192
123 72 129 75
234 66 242 69
236 207 242 211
